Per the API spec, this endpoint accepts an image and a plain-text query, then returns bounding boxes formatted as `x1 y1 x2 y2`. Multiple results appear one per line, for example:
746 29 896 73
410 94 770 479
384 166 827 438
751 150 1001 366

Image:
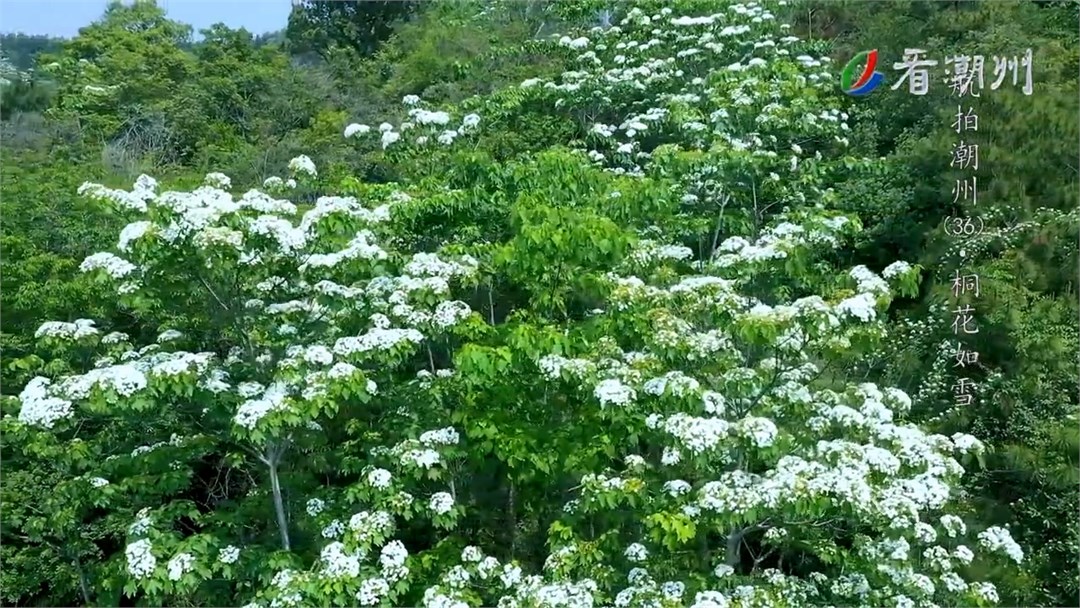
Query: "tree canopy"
1 1 1076 606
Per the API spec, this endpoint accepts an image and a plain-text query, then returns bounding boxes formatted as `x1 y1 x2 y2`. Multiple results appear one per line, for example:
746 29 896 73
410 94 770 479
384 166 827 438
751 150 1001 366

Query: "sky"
0 0 294 38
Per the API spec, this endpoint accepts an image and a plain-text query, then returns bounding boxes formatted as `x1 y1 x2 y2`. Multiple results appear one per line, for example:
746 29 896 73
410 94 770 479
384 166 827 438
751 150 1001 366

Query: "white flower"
129 508 153 536
345 123 371 138
953 545 975 565
321 541 360 578
271 569 296 589
559 35 589 49
218 545 240 564
940 514 966 538
661 446 682 465
125 539 156 578
204 172 231 188
462 113 481 129
367 468 393 489
118 221 153 252
663 479 691 496
322 519 345 538
837 292 877 322
661 581 685 600
940 571 967 593
882 260 912 279
764 527 788 541
461 546 483 562
951 432 985 453
380 539 409 572
624 542 648 562
411 110 450 126
500 563 522 588
166 552 194 581
419 427 459 446
156 329 183 343
17 376 72 429
357 577 390 605
978 526 1024 564
402 448 441 469
594 378 636 407
306 498 326 516
382 130 401 149
429 491 454 515
445 564 471 588
80 252 136 279
913 522 937 543
477 556 499 579
850 265 890 295
971 582 999 603
288 155 317 177
736 416 778 447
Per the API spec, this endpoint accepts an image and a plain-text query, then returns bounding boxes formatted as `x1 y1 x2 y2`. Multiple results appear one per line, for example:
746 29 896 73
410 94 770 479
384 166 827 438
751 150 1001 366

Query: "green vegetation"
1 1 1075 606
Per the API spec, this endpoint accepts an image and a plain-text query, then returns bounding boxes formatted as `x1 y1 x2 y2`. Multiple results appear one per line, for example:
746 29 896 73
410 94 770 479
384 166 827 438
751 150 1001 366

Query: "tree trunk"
726 528 743 568
268 460 291 551
75 557 92 605
508 477 517 559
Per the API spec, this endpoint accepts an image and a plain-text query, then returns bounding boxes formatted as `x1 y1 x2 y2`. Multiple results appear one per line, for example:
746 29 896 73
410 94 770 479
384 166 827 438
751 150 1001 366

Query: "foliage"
0 1 1075 607
287 0 421 60
0 32 65 71
803 2 1080 604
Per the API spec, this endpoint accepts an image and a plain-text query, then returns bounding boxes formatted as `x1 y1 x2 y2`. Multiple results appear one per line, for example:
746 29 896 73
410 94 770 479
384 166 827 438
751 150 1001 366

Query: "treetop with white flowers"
5 1 1024 607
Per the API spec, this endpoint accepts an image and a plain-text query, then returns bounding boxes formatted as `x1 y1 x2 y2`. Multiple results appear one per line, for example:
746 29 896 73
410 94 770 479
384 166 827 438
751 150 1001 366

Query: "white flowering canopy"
7 1 1024 607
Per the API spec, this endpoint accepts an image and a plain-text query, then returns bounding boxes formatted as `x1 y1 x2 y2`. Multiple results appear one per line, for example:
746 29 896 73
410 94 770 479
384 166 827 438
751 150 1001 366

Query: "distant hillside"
0 28 285 72
0 33 65 71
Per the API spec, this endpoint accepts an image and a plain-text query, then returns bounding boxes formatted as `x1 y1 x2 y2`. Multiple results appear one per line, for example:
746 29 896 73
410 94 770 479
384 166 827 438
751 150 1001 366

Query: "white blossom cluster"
9 1 1030 606
978 526 1025 564
344 94 482 150
20 163 482 435
35 318 100 341
249 427 468 607
287 154 317 178
519 0 853 187
125 539 156 579
483 4 1021 604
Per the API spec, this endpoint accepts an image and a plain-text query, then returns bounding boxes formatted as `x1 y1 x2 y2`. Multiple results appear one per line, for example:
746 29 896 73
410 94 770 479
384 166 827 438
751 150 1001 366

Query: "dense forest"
1 0 1077 606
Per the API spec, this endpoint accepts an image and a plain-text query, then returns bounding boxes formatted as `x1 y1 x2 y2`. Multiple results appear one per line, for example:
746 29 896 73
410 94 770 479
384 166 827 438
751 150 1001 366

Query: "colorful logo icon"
840 49 885 96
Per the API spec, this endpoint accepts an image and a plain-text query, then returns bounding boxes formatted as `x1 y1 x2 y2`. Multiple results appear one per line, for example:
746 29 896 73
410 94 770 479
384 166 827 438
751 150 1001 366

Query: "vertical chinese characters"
945 55 986 412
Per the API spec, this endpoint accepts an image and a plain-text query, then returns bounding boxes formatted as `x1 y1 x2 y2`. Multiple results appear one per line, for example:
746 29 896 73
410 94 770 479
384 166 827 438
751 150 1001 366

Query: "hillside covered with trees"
1 1 1077 606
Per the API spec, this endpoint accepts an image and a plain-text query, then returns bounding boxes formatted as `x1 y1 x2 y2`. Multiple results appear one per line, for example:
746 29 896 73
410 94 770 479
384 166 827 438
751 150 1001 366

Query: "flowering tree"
5 1 1026 607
